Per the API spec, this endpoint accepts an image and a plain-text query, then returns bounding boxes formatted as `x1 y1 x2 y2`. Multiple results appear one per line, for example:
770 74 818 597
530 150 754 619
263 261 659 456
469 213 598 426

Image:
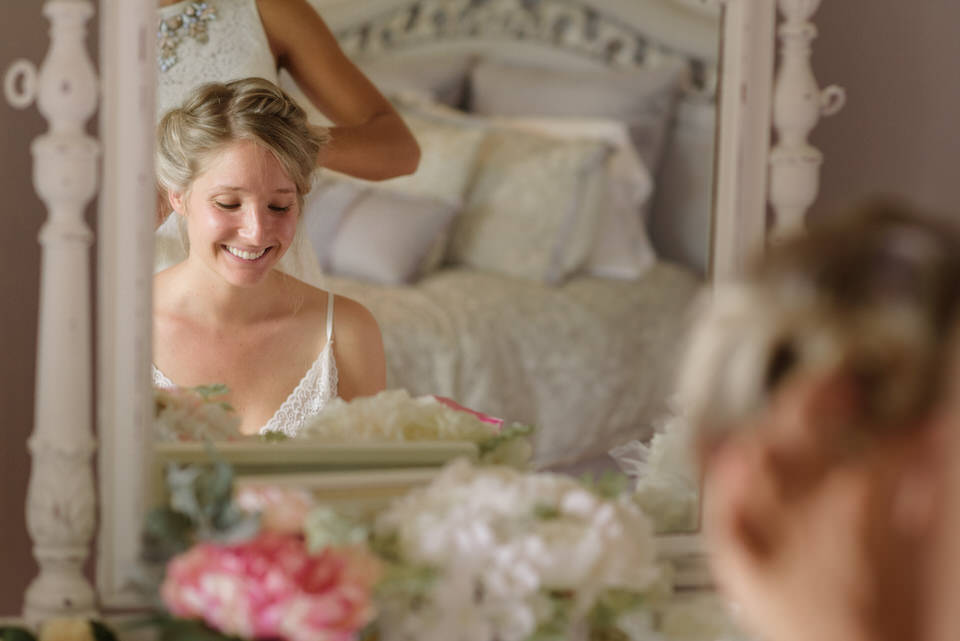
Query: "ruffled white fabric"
323 262 701 468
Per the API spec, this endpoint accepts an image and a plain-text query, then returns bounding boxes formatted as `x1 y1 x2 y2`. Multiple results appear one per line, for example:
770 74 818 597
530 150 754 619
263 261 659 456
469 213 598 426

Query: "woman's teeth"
226 246 268 260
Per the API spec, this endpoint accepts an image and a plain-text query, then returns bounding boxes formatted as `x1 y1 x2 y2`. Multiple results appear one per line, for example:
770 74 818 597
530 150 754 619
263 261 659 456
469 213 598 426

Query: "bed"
279 0 720 469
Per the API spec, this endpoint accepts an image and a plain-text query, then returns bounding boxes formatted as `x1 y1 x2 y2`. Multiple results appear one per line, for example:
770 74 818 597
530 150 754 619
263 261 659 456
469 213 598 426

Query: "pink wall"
811 0 960 219
0 0 98 617
1 0 48 617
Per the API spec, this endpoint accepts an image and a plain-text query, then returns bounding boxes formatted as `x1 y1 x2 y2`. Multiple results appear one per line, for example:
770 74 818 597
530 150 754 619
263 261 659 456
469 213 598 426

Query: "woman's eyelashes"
213 201 293 213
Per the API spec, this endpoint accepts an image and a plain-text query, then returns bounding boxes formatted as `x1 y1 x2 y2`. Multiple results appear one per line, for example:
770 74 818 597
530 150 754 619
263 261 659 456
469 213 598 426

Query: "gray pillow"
325 186 460 285
469 59 688 177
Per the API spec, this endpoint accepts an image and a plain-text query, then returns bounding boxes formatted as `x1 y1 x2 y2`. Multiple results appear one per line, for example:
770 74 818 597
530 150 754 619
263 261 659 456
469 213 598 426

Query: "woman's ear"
168 190 186 216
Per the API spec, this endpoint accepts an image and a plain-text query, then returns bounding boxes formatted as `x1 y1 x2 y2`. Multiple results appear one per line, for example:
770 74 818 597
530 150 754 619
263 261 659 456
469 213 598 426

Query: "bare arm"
331 295 387 401
257 0 420 180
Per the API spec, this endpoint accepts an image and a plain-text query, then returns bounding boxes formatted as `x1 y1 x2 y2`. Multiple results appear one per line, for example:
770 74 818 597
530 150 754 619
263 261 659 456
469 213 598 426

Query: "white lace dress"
153 293 339 438
154 0 326 287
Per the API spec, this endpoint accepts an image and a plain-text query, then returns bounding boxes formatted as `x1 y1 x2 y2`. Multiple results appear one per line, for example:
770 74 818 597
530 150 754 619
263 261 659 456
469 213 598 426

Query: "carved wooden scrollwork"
335 0 716 94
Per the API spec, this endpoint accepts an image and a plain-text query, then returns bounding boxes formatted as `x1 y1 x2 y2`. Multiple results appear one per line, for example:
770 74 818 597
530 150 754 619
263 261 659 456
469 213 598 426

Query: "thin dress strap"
326 291 335 343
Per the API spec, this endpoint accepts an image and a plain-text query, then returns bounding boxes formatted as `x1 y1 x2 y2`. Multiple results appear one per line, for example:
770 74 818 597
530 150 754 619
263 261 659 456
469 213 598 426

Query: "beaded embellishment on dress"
158 2 217 72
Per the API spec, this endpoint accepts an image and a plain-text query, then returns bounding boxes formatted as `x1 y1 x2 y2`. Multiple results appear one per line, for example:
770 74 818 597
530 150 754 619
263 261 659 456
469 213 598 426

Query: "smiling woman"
152 78 386 436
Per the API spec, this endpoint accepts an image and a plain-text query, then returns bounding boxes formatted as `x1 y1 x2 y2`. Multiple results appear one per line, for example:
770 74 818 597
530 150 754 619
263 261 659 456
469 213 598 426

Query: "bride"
152 77 386 437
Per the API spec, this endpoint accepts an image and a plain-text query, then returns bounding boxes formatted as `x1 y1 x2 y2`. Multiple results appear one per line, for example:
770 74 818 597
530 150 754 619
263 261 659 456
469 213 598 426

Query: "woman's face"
170 140 300 287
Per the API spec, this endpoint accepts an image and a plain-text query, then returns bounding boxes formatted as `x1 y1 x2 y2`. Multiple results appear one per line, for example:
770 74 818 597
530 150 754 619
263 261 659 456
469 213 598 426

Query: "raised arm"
257 0 420 180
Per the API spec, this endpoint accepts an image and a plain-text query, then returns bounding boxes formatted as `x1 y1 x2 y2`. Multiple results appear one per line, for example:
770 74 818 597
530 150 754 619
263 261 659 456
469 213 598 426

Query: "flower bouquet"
296 389 533 467
319 459 665 641
141 454 380 641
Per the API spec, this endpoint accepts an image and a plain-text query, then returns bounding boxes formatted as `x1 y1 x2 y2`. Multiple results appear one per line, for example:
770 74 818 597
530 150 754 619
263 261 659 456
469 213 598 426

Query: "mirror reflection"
151 0 720 533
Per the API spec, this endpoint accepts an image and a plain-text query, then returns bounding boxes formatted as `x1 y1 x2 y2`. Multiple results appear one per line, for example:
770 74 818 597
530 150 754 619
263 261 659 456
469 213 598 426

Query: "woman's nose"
238 206 270 242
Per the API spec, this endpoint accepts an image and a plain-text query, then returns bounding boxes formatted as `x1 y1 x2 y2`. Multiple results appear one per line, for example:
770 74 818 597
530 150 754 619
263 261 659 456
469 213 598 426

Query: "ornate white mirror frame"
3 0 843 621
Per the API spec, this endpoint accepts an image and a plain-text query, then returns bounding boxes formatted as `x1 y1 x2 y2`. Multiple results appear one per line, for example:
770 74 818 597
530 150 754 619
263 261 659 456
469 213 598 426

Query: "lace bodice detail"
156 0 277 118
152 294 339 438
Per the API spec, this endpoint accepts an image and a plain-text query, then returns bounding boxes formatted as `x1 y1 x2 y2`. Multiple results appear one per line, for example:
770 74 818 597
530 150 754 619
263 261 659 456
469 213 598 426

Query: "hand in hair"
687 205 960 641
256 0 420 179
702 370 943 641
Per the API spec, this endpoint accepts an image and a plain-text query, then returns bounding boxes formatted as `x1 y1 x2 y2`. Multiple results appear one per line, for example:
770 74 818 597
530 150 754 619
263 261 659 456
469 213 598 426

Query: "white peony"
373 459 661 641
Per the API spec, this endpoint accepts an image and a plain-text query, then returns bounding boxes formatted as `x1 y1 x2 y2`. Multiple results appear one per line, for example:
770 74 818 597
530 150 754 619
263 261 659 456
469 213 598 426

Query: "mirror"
150 0 721 466
96 0 777 609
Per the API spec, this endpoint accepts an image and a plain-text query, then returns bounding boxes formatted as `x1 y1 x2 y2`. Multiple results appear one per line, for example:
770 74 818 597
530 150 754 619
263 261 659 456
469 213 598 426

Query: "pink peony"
433 396 505 430
235 486 315 534
161 532 378 641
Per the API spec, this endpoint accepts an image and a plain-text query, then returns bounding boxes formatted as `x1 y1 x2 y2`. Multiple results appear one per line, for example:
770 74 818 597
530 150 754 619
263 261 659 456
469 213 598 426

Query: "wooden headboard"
313 0 720 97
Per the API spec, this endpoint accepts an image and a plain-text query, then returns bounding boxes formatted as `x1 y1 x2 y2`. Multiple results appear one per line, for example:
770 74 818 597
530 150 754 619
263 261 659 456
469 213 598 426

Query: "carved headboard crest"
334 0 714 93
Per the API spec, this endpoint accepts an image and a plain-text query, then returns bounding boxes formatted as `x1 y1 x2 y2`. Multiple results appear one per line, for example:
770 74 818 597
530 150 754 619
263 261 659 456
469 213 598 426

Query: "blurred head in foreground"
683 203 960 641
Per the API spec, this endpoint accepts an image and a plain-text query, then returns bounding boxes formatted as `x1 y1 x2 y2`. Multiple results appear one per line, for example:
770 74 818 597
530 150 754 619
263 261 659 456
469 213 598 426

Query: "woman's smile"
169 139 300 286
223 245 272 261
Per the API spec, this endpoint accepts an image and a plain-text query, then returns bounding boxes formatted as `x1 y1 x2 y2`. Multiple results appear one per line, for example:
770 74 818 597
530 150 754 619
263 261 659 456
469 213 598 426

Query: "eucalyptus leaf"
142 507 195 562
165 465 204 522
195 461 235 526
206 507 260 545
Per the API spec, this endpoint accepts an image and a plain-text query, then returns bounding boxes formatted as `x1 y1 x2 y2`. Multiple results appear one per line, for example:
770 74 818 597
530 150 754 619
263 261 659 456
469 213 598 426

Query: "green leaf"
0 626 37 641
579 471 630 499
165 465 205 522
477 423 535 456
587 589 646 639
156 618 240 641
534 503 561 520
191 383 229 401
260 430 289 443
142 507 195 562
195 461 235 527
374 563 437 599
89 620 119 641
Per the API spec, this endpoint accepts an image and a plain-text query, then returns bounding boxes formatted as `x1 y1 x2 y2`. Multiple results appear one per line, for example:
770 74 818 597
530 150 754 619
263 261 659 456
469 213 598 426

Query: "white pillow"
484 116 657 280
373 109 487 204
390 96 659 280
319 183 460 285
449 128 612 284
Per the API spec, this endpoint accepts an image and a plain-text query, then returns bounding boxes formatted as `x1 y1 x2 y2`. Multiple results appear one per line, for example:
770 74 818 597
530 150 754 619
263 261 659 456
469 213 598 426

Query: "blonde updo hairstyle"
157 77 328 212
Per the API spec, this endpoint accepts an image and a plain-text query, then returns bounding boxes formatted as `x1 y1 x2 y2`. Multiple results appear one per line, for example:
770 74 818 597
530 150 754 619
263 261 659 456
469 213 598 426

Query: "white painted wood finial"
4 0 101 624
768 0 845 241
